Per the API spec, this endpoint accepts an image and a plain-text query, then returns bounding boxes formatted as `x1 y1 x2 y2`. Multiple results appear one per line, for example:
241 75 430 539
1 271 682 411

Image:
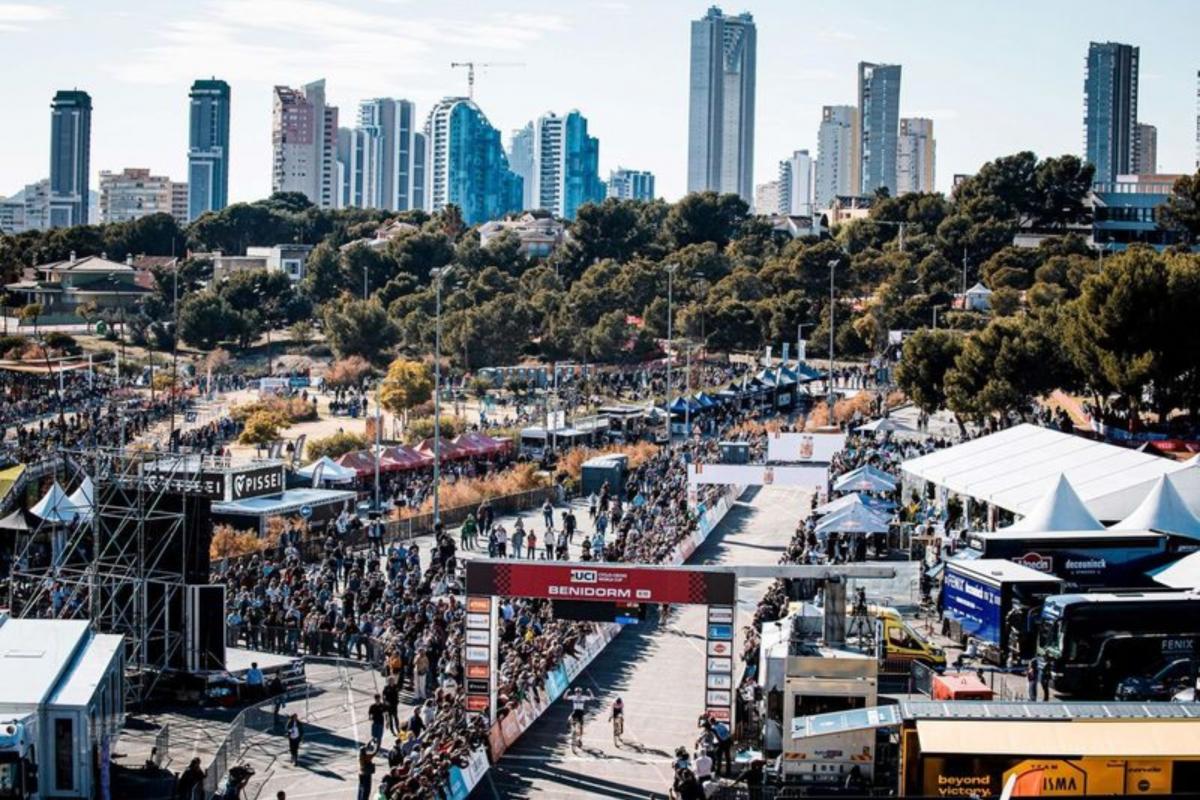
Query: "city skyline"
1 1 1199 207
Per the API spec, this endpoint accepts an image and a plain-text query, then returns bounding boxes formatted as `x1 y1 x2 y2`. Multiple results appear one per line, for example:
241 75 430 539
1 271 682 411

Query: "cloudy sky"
1 0 1198 203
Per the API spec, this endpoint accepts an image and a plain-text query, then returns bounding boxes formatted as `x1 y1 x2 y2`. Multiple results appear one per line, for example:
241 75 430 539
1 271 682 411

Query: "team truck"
964 529 1170 587
940 558 1064 665
1037 589 1200 698
0 619 124 800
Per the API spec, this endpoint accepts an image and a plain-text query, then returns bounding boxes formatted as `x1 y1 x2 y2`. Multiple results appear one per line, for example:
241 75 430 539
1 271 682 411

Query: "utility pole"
664 263 678 444
827 259 838 411
431 267 451 525
961 246 968 297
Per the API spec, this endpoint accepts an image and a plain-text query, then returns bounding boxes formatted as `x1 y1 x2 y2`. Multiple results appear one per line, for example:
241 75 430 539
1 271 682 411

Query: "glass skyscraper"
48 90 92 228
425 98 522 225
1084 41 1139 184
532 110 603 220
687 6 756 203
187 78 230 222
857 62 901 196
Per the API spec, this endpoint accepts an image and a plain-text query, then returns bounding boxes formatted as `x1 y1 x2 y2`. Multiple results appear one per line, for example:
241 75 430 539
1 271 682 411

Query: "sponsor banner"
707 657 732 673
516 700 533 729
466 678 490 695
500 713 523 746
707 624 733 640
466 612 490 629
705 689 732 706
467 596 492 613
707 640 734 658
488 724 507 760
708 606 733 624
465 630 490 646
446 766 470 800
465 645 490 662
766 432 846 463
688 463 828 488
706 707 732 723
465 562 736 606
706 673 733 690
547 666 568 700
229 465 286 501
466 695 489 713
466 663 490 679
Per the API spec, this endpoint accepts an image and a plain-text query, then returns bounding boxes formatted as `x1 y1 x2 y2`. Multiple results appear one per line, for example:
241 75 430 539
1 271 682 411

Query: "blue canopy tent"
813 492 897 517
694 392 716 410
832 464 899 494
794 362 826 383
815 502 892 535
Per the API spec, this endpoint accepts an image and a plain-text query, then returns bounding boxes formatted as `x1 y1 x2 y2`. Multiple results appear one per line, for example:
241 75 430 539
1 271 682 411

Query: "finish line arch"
463 559 739 723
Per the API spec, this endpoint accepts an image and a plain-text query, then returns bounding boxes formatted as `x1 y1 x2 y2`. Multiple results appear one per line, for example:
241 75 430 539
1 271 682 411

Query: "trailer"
964 529 1170 587
940 558 1063 665
0 619 124 799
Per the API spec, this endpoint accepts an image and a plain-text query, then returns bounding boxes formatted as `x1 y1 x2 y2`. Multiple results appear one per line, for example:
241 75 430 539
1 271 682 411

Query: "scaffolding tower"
10 448 210 706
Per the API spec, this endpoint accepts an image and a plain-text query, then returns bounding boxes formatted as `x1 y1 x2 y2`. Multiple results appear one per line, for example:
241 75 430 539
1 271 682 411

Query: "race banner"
465 561 736 606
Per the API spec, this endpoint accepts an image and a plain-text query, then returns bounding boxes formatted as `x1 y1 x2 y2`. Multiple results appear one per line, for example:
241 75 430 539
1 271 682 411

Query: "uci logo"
570 570 597 584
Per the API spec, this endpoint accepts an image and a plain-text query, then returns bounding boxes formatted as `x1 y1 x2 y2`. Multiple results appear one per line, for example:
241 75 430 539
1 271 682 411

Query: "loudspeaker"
186 585 226 672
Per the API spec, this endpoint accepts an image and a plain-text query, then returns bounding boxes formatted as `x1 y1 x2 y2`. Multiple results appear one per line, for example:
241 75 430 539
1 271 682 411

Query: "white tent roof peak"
1005 473 1104 532
966 282 992 295
1111 474 1200 540
30 481 77 524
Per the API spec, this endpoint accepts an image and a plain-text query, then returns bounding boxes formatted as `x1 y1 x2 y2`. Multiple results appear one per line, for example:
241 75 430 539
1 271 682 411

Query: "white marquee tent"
815 502 891 535
1150 550 1200 589
67 477 94 522
901 423 1200 521
1003 474 1104 532
30 482 77 524
813 492 896 517
297 456 358 485
1111 474 1200 540
833 465 898 494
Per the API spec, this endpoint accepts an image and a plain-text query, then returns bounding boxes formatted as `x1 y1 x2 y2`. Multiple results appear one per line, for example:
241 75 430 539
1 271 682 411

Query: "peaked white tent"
833 464 898 494
1004 474 1103 532
297 456 357 485
67 477 94 522
1150 550 1200 589
1111 474 1200 540
855 417 919 436
30 482 78 524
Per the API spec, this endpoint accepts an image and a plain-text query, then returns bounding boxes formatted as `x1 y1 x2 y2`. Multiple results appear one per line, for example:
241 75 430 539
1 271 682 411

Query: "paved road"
475 485 811 800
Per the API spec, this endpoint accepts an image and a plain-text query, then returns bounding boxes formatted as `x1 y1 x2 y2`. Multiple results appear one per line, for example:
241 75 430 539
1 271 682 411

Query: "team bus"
1037 590 1200 697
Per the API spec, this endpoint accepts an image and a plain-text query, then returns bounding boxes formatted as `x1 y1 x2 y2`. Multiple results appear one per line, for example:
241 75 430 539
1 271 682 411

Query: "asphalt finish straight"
476 485 812 800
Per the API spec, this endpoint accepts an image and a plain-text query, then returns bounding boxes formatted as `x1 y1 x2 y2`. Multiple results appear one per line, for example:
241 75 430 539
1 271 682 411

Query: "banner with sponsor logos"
688 463 828 488
766 432 847 463
465 561 736 606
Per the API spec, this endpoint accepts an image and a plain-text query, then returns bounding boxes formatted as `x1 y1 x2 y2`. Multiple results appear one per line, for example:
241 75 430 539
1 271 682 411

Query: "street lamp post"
664 263 678 444
827 259 837 411
431 266 451 525
373 380 382 514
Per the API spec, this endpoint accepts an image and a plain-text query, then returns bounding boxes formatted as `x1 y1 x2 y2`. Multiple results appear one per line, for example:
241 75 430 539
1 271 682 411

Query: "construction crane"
450 61 525 99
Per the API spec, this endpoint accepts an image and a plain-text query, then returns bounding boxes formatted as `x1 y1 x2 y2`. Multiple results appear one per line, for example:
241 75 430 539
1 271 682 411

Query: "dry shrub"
210 523 263 560
725 419 789 439
231 396 317 424
885 390 906 410
558 442 659 481
807 402 831 429
833 392 875 424
395 462 549 519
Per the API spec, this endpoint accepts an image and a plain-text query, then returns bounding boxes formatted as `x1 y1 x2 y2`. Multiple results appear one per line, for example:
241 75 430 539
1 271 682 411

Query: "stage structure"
9 450 284 704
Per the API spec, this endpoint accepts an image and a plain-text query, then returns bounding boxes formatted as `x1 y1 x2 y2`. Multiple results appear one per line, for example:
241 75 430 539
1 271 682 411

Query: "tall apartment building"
531 111 603 220
356 98 426 211
687 6 756 202
0 179 51 234
187 78 230 221
508 123 535 211
336 127 381 209
99 168 188 225
1084 42 1138 184
424 97 523 225
49 90 92 228
1133 122 1157 175
815 105 859 210
858 63 901 195
777 150 813 215
896 117 935 194
272 80 338 209
607 168 655 201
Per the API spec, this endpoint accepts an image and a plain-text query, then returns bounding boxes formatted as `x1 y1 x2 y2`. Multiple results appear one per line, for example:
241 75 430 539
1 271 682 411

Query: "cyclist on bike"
610 697 625 744
565 687 594 745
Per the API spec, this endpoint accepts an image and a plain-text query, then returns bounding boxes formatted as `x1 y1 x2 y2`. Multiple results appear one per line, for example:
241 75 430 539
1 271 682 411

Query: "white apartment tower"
778 150 813 215
815 105 859 210
357 99 427 211
896 117 935 194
